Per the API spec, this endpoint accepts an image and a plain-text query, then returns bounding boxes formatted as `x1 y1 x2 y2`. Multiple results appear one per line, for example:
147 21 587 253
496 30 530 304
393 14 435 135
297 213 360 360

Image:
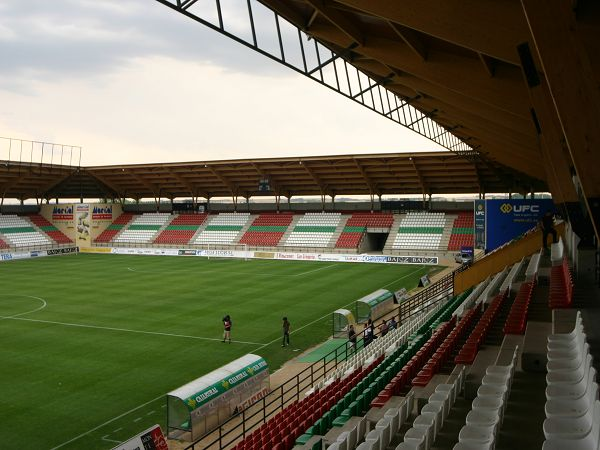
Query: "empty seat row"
454 347 518 450
543 313 600 450
503 280 536 335
454 290 509 365
398 367 465 450
412 309 479 387
549 257 573 309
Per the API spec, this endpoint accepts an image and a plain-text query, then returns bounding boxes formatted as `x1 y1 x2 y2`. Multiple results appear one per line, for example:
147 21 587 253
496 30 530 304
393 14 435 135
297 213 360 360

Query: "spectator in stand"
540 210 558 250
348 324 357 352
363 319 374 346
222 315 232 343
379 320 389 337
282 317 291 347
388 317 397 330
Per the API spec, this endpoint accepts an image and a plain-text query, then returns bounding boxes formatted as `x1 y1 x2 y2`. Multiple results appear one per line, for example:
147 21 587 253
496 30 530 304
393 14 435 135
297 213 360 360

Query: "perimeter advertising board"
485 199 554 251
111 424 168 450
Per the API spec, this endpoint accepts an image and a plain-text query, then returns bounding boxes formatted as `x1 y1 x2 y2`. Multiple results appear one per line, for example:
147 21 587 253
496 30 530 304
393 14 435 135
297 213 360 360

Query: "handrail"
184 271 455 450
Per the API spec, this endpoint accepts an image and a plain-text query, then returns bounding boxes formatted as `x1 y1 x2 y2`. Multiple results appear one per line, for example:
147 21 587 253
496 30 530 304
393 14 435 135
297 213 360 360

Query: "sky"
0 0 446 167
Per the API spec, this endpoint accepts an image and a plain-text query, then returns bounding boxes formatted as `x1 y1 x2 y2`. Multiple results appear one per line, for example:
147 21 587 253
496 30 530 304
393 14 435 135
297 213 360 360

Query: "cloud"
0 0 293 90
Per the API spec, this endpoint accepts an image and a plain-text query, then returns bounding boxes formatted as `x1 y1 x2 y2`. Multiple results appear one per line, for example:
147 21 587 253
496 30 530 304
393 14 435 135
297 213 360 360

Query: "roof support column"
521 0 600 244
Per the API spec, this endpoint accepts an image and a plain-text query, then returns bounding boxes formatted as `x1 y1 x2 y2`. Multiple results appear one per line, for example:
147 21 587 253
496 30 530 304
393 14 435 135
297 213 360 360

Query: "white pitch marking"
51 393 164 449
127 266 291 278
294 263 339 277
133 417 142 423
380 265 427 289
251 265 428 352
0 294 47 320
0 316 264 345
146 410 156 416
101 435 121 444
113 427 123 433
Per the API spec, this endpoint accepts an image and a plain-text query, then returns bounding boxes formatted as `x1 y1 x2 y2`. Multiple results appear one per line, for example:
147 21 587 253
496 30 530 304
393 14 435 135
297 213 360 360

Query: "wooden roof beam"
353 158 378 194
333 0 531 66
305 0 365 45
206 165 238 196
301 162 328 194
388 22 428 61
410 157 429 194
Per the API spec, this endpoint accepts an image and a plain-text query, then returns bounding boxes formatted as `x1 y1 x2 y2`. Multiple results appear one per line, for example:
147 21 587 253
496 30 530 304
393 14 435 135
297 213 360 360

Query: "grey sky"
0 0 446 165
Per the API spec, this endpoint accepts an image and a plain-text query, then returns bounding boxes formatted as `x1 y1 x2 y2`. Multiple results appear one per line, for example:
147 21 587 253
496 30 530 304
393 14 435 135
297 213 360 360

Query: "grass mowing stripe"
0 254 440 449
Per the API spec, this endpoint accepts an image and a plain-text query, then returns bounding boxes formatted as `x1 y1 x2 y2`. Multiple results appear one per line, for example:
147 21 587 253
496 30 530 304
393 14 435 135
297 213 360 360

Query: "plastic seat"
543 395 596 440
542 401 600 450
545 378 598 419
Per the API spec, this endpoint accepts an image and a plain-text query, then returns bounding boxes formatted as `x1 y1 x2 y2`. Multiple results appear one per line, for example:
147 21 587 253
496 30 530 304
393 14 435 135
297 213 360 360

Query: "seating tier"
154 214 208 244
448 212 474 251
28 215 73 244
239 214 294 247
284 213 341 248
95 213 135 243
0 214 52 247
113 213 172 243
392 212 446 250
193 213 251 245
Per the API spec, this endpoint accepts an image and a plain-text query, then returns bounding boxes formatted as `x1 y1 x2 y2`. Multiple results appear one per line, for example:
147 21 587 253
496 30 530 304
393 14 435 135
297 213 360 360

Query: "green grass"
0 254 439 450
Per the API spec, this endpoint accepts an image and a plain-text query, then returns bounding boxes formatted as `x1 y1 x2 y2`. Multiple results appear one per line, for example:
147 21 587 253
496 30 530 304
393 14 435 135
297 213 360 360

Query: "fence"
186 271 455 450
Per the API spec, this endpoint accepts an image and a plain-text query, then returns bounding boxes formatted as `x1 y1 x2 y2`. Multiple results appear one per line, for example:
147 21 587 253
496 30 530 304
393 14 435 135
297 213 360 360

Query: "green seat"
295 434 314 445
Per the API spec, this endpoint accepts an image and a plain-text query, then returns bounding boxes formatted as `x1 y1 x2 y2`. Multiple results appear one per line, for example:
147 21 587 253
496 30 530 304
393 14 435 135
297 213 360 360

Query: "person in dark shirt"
282 317 291 347
348 324 357 352
541 210 558 249
222 315 232 343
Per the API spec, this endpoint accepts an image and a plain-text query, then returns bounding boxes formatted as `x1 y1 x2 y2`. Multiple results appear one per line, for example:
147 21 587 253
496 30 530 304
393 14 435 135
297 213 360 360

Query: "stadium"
0 2 599 450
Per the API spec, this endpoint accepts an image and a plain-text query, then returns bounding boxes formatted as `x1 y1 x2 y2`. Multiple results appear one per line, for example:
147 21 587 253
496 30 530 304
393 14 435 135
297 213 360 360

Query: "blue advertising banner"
485 199 554 251
474 200 486 249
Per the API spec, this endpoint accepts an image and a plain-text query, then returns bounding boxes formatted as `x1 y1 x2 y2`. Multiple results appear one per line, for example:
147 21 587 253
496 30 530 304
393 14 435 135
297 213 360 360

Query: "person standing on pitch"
282 317 291 347
222 315 232 343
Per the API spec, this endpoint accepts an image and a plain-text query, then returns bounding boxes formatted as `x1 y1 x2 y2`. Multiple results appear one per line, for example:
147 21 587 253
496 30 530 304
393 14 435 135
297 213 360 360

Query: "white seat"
465 408 501 428
376 417 392 447
548 343 590 372
548 313 583 344
365 428 381 450
543 395 597 440
421 402 443 436
403 427 427 450
458 424 496 449
385 407 401 435
547 354 593 386
542 401 600 450
547 366 596 401
545 378 598 419
413 413 436 446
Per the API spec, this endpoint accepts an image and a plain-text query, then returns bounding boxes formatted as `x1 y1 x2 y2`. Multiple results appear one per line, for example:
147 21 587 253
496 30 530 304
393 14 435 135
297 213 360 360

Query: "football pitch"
0 253 439 449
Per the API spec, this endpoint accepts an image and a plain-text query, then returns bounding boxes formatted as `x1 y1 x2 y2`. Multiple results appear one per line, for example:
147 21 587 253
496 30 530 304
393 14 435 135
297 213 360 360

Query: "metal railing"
185 271 454 449
152 0 474 158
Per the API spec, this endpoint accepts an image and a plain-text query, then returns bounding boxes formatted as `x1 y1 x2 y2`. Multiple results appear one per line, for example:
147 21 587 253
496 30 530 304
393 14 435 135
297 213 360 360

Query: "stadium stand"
0 214 52 247
391 212 447 250
284 212 341 248
95 213 135 243
153 213 208 245
193 212 251 245
335 212 394 249
28 214 72 244
447 212 474 251
239 213 294 247
113 213 171 243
